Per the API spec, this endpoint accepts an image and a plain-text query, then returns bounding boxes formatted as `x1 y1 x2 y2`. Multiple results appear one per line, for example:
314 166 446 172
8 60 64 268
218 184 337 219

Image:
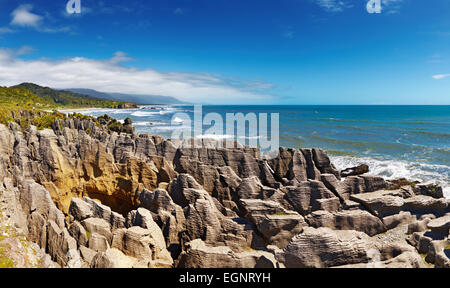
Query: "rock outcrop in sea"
0 112 448 268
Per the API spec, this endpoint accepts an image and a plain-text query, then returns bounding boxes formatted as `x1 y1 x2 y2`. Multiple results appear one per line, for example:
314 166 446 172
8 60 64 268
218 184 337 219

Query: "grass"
0 246 15 268
0 84 136 128
31 112 67 130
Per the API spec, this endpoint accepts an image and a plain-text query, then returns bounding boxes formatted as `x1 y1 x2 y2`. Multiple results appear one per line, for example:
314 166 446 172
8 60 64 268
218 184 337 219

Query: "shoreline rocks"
0 113 448 268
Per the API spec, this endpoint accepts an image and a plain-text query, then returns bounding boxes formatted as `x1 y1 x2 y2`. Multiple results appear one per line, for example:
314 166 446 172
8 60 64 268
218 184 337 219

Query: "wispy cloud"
109 51 134 64
174 8 184 15
314 0 353 12
0 48 274 104
427 54 443 64
9 4 72 33
432 74 450 80
381 0 405 14
313 0 404 13
10 4 43 27
0 27 15 34
282 26 295 39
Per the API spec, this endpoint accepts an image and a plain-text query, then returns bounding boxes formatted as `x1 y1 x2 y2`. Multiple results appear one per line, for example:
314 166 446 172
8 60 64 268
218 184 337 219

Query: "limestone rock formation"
0 113 448 268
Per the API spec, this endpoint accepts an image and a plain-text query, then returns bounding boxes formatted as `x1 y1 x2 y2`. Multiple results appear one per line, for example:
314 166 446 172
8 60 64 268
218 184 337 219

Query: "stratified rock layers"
0 116 448 268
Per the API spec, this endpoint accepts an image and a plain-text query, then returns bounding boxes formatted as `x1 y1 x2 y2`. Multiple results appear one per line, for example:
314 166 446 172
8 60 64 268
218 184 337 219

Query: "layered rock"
0 113 448 268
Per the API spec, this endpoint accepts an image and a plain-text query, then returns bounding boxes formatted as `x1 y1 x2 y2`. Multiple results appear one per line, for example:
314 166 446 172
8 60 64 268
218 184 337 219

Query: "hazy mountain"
66 88 187 105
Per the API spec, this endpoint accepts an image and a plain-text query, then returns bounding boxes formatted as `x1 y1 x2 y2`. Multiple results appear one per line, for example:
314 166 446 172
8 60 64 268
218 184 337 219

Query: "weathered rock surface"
0 114 448 269
277 226 416 268
176 239 280 268
306 210 386 236
340 164 369 177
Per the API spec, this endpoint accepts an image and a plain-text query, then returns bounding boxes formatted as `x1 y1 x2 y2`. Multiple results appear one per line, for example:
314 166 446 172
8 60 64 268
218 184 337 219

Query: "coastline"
53 107 118 114
0 109 448 268
66 105 450 199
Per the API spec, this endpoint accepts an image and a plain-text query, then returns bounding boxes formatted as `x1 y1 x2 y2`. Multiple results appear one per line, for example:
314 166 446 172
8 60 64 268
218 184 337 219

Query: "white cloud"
10 4 43 27
432 74 450 80
0 48 274 104
9 4 72 33
315 0 353 12
16 45 34 55
109 51 133 64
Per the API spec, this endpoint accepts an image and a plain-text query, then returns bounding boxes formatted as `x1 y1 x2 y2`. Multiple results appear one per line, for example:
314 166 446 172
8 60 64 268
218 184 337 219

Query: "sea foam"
330 155 450 199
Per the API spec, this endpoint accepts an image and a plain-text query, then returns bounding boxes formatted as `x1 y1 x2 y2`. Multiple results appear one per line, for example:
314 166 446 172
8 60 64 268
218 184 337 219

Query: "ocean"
73 105 450 198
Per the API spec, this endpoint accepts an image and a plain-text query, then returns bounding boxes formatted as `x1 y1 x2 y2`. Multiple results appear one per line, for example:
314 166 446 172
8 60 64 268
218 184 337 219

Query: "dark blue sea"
73 105 450 198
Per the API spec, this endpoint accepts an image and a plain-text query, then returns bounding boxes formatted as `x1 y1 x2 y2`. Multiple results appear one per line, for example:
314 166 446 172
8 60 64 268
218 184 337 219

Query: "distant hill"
11 83 136 109
66 88 186 105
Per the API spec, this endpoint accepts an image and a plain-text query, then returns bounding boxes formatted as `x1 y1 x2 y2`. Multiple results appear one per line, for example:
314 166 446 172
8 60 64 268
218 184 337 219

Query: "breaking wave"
330 155 450 199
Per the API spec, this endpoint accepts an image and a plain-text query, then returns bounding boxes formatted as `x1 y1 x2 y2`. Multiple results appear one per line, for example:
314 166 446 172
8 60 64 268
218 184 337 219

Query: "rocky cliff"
0 112 449 268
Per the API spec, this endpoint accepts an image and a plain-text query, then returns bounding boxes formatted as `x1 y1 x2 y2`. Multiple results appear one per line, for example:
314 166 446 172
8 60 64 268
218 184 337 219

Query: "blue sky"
0 0 449 104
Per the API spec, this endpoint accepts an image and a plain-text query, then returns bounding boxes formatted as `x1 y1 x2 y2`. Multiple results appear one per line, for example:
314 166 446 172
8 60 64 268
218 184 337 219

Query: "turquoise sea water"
75 105 450 198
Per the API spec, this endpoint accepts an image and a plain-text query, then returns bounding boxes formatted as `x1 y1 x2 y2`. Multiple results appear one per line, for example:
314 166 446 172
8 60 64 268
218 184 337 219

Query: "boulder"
306 210 386 236
415 183 444 199
79 246 97 264
350 190 405 218
360 175 388 192
112 226 173 266
312 148 340 179
68 221 88 247
237 177 264 199
88 233 110 252
285 180 340 215
278 226 413 268
340 164 369 177
47 220 78 267
240 199 307 248
403 196 448 216
176 239 279 268
91 248 140 268
427 214 450 234
125 208 167 251
82 218 113 244
278 227 372 268
82 197 126 230
382 212 417 230
69 198 93 221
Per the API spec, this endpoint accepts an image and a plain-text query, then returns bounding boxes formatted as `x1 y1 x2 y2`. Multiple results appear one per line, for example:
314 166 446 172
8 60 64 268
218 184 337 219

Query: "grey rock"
306 210 386 236
69 198 93 221
176 239 279 268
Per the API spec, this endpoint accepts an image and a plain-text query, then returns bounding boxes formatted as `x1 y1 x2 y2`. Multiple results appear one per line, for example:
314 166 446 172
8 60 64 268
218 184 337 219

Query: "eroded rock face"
0 118 448 269
176 239 280 268
306 210 386 236
277 226 416 268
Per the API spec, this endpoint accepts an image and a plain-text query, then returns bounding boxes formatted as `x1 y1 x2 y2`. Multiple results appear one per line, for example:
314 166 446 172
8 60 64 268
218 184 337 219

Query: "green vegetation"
273 212 290 216
0 83 137 130
0 236 15 268
31 112 67 130
0 254 15 268
12 83 136 109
